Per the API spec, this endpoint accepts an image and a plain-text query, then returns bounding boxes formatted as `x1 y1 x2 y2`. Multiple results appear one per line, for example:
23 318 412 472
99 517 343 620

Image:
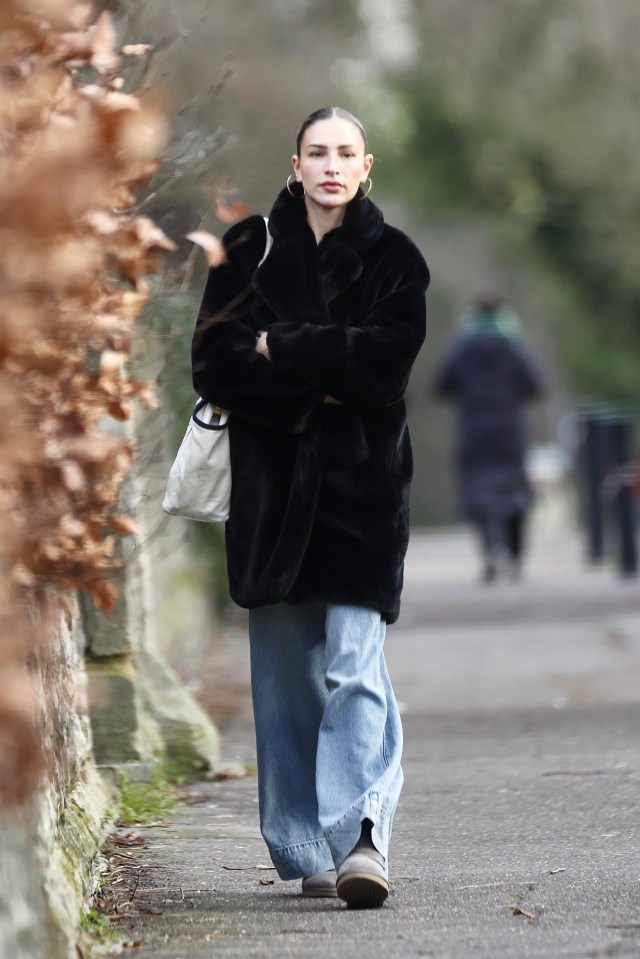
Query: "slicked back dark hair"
295 107 368 155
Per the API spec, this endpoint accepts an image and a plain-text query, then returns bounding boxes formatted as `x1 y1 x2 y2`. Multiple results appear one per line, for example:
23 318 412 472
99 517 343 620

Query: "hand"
255 331 270 359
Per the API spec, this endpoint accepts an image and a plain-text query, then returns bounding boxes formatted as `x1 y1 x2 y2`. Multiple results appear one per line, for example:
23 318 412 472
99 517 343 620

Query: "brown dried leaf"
109 514 138 536
60 459 85 491
134 216 176 252
62 433 124 462
106 400 133 421
56 29 94 63
100 350 127 372
136 382 159 410
86 210 120 235
186 231 226 267
42 541 64 562
68 4 92 30
119 289 150 318
78 83 107 105
101 91 141 115
122 44 153 57
90 579 120 613
113 831 146 847
10 563 37 588
59 515 88 537
91 11 119 73
215 195 250 225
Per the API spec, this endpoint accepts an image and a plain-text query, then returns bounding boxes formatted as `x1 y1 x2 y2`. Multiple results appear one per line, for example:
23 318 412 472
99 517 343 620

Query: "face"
291 116 374 212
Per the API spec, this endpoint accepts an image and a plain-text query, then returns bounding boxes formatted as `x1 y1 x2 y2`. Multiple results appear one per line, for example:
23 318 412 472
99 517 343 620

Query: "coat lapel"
253 214 328 325
252 187 384 324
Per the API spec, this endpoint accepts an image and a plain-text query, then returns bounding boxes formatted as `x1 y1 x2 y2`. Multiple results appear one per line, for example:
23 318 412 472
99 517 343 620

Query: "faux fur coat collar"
254 187 385 325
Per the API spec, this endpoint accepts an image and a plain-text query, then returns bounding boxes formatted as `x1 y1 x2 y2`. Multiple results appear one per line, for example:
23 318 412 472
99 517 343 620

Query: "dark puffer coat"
434 332 543 519
192 187 429 623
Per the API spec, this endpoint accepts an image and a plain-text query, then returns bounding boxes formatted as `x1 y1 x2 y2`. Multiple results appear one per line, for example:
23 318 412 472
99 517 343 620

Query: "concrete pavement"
106 522 640 959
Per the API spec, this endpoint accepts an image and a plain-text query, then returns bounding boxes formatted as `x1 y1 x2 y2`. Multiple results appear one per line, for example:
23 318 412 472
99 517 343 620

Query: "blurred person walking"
191 107 429 907
433 297 543 582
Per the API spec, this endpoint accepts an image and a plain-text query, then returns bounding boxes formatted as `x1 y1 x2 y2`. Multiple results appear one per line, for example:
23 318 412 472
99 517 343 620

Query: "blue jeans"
249 602 404 881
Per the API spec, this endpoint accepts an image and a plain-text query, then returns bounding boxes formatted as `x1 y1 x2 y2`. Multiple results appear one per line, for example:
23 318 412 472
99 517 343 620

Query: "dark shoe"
336 822 389 909
336 852 389 908
301 869 338 898
482 560 498 583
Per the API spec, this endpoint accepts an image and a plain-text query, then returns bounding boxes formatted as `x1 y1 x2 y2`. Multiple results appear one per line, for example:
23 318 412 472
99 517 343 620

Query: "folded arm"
265 252 429 409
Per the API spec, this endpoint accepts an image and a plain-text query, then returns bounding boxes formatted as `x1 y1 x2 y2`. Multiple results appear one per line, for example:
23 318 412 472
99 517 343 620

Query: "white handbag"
162 218 272 523
162 399 232 522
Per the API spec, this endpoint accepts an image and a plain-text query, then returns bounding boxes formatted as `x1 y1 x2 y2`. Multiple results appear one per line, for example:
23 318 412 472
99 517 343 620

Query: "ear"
361 153 374 180
291 154 302 180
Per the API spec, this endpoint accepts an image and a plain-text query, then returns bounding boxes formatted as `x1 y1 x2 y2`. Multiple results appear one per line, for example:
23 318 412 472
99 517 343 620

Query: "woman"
433 297 543 581
192 107 429 908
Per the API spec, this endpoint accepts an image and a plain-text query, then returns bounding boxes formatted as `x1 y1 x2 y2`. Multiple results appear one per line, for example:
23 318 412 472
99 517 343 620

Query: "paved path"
108 523 640 959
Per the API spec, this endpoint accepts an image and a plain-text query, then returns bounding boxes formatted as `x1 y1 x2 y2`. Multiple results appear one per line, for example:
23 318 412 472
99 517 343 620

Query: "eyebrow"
305 143 358 149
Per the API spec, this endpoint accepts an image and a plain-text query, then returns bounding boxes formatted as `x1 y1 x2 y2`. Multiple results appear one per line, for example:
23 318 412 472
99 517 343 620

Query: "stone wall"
0 608 110 959
82 519 221 776
0 508 222 959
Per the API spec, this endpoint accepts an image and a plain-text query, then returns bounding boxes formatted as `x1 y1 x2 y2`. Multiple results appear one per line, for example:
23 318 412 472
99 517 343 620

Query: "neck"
304 200 346 243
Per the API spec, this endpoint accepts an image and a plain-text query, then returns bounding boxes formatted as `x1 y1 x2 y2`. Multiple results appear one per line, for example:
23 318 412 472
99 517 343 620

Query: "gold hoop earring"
359 177 373 199
286 173 303 197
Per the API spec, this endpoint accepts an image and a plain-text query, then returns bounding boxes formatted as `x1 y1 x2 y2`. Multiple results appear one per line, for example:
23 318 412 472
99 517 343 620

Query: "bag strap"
259 216 273 266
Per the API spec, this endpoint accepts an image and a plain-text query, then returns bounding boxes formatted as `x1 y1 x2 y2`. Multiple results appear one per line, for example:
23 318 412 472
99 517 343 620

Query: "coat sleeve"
191 218 324 433
265 245 429 409
511 342 544 400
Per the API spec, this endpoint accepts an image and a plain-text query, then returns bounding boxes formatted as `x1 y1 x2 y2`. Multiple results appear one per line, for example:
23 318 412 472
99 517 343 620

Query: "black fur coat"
192 187 429 623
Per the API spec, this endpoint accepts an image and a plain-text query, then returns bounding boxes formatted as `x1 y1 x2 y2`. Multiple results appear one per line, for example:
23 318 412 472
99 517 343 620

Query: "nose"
324 153 340 175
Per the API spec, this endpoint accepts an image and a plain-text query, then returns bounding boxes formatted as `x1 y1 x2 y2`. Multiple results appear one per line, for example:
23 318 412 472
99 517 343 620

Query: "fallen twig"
512 905 536 920
221 862 276 872
543 769 608 777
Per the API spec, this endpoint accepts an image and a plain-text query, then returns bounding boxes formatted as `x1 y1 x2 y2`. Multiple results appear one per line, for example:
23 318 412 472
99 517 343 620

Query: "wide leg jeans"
249 602 404 880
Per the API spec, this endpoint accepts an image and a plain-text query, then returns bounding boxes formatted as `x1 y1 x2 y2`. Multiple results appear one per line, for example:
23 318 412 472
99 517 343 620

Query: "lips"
320 182 342 191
